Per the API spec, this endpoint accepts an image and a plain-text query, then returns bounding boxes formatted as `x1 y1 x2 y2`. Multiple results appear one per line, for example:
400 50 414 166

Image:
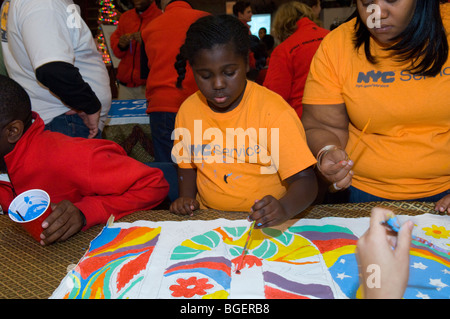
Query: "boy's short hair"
232 1 251 16
0 75 32 126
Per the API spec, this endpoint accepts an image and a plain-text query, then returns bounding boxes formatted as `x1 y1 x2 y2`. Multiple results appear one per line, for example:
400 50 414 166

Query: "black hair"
175 14 250 89
261 34 275 51
232 1 251 16
0 75 32 127
354 0 449 77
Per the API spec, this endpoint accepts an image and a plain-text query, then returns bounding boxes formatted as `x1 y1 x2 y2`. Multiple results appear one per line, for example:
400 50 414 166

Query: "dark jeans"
149 112 177 163
44 113 102 139
348 186 450 203
145 162 179 203
325 186 450 204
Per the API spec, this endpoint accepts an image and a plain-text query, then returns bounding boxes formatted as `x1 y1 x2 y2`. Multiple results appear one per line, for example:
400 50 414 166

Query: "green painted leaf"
170 246 203 260
229 246 242 257
262 228 293 246
223 226 247 238
191 230 221 248
252 240 277 259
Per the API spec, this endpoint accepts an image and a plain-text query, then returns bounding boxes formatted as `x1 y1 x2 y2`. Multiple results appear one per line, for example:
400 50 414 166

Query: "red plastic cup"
8 189 52 242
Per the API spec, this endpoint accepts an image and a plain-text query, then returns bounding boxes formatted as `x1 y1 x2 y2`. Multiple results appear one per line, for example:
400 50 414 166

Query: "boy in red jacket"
0 75 169 245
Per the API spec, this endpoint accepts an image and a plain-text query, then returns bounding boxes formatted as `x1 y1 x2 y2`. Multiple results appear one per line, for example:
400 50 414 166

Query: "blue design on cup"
8 189 50 222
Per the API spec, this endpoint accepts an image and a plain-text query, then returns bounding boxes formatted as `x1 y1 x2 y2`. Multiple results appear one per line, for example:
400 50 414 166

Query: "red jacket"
141 1 209 113
0 113 169 230
263 18 329 118
110 3 162 87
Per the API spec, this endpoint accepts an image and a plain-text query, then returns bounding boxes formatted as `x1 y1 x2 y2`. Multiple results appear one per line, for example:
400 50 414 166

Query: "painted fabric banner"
51 214 450 299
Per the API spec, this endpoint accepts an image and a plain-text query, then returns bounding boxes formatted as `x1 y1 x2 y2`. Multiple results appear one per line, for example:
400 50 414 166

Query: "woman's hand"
319 147 354 191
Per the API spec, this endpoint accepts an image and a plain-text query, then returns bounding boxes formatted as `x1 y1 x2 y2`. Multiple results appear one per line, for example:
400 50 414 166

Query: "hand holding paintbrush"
318 118 371 192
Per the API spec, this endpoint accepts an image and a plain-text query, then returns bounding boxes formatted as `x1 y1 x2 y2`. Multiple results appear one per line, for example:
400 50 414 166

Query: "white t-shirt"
0 0 111 129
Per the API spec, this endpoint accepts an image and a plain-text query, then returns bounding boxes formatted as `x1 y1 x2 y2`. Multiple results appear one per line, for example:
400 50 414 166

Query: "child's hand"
435 194 450 214
249 196 290 229
170 197 199 216
40 200 85 246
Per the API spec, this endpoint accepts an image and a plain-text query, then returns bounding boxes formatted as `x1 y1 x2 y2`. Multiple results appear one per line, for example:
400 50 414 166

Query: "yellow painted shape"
180 238 212 251
322 245 357 268
89 227 161 257
202 290 229 299
267 236 320 262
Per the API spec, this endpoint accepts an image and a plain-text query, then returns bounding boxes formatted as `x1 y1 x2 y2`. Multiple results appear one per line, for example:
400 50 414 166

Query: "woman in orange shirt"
302 0 450 211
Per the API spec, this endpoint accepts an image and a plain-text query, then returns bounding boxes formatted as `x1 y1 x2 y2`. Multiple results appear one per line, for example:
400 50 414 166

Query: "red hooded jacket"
110 3 162 87
263 18 329 118
0 113 169 230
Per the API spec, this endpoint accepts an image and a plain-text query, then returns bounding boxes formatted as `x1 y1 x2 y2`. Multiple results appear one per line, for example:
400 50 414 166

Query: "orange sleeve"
302 30 346 106
110 15 128 59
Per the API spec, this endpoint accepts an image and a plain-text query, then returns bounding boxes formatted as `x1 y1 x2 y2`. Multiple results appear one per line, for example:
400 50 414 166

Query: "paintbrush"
15 210 25 221
236 220 256 274
381 215 449 255
347 117 371 159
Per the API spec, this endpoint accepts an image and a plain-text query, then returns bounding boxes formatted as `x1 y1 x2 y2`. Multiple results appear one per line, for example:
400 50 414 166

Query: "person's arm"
35 61 101 115
36 61 102 138
69 142 169 229
301 103 349 155
357 208 413 299
301 103 354 190
249 167 317 228
0 181 15 215
169 167 199 216
110 15 131 58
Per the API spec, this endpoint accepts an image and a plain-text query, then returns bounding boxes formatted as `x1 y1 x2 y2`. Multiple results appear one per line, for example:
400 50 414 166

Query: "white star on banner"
336 273 351 280
429 278 448 291
416 291 430 299
411 262 427 270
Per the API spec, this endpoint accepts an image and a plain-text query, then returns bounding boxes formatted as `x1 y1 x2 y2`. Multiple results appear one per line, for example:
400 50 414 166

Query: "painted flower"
169 276 214 298
423 225 450 239
231 255 262 272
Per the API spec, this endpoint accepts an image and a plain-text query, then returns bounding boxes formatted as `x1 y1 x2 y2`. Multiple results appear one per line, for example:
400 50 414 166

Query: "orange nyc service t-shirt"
173 81 316 211
302 4 450 200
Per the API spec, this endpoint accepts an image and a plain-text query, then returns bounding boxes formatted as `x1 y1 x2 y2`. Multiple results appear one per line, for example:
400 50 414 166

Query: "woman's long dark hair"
354 0 448 77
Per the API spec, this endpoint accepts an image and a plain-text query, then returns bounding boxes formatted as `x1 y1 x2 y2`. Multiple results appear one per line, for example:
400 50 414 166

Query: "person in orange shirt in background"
110 0 161 100
263 1 329 118
301 0 450 211
140 0 209 163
